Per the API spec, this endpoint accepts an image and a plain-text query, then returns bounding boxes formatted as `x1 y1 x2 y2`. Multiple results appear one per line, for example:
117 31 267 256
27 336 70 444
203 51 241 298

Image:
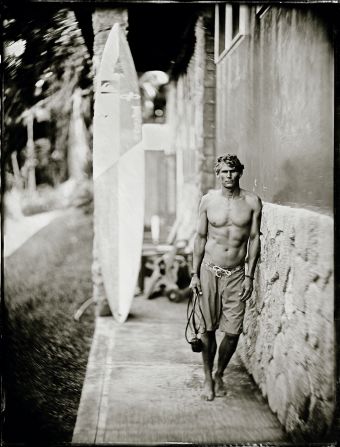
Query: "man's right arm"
190 195 208 294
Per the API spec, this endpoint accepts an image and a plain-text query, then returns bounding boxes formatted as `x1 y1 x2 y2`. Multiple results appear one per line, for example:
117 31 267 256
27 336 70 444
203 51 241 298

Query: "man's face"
218 164 242 188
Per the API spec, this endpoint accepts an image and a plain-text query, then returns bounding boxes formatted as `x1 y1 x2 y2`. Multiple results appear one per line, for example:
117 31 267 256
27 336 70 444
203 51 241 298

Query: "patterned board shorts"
199 259 246 335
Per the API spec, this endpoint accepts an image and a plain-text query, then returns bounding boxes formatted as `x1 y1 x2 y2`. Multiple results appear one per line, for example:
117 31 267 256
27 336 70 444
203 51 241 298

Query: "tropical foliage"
3 3 93 188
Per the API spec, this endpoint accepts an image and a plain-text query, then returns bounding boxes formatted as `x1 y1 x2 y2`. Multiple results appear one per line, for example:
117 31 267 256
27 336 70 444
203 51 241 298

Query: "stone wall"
238 202 335 439
166 9 216 243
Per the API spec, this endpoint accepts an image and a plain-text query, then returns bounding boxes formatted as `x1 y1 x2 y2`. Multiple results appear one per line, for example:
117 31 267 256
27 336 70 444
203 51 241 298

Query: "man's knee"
222 332 240 347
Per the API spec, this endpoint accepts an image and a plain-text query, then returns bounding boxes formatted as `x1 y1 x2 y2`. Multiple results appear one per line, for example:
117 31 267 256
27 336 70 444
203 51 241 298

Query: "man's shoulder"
242 189 262 210
201 189 219 204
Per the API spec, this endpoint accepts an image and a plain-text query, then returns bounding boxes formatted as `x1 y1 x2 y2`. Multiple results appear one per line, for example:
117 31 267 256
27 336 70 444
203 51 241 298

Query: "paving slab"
73 295 288 444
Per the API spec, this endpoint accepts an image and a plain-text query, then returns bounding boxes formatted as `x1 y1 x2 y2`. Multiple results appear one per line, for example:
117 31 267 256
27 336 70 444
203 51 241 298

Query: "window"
255 5 271 19
232 4 240 39
218 4 226 56
214 3 249 62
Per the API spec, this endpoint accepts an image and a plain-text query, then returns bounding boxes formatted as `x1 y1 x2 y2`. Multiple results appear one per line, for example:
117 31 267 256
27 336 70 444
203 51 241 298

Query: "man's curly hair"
215 154 244 175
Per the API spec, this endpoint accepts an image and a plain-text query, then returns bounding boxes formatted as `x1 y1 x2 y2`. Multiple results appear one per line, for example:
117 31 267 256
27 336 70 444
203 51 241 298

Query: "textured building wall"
166 9 216 243
238 203 334 438
214 5 335 438
91 9 129 315
216 6 333 214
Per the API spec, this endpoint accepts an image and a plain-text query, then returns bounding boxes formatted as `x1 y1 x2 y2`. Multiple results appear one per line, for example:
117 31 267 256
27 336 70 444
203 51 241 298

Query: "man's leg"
201 330 217 401
214 333 239 396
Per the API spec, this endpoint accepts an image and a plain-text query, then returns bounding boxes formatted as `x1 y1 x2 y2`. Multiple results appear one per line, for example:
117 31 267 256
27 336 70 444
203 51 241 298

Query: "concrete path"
72 294 288 444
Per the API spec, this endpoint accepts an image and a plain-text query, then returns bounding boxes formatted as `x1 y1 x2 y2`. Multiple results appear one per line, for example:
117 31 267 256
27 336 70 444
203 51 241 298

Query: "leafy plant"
3 3 93 186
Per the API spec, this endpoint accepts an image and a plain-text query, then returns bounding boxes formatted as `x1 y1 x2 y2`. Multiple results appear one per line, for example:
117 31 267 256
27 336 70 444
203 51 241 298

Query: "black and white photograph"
2 0 339 445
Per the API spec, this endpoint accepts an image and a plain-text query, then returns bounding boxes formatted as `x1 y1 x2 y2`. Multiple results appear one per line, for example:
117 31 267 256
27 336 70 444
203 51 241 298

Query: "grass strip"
4 208 95 444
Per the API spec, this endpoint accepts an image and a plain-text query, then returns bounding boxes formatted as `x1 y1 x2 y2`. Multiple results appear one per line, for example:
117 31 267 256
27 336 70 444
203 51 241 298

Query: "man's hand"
189 274 202 295
240 276 254 302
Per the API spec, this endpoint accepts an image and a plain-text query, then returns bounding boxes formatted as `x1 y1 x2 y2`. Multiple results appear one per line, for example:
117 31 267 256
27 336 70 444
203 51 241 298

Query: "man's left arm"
247 196 262 278
240 196 262 302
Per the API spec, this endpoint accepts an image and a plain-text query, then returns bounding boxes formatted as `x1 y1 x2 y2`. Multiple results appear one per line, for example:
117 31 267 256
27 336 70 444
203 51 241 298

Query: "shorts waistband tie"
203 261 244 278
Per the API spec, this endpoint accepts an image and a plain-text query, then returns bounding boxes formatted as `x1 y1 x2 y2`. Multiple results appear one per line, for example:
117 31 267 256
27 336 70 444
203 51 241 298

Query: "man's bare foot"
201 379 214 401
214 373 226 397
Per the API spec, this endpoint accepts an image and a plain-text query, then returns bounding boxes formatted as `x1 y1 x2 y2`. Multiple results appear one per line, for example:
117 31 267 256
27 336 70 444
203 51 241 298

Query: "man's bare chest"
207 198 252 228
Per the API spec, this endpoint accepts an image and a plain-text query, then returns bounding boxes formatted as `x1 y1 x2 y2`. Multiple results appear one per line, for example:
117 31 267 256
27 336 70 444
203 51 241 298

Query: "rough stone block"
285 405 304 437
204 86 215 102
294 211 311 262
315 214 333 277
307 396 334 438
206 60 216 72
266 361 290 424
305 324 335 402
273 332 287 365
305 282 333 323
203 103 215 122
283 269 295 318
204 72 216 88
203 138 215 155
287 364 311 421
239 202 334 438
203 125 216 140
289 248 305 295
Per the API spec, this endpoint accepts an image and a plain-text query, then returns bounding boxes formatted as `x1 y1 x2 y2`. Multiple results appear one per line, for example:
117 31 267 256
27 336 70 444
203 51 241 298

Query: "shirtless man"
189 154 262 401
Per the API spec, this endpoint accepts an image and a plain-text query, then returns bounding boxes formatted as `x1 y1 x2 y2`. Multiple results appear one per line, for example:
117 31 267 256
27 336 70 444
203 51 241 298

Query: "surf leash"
185 289 206 352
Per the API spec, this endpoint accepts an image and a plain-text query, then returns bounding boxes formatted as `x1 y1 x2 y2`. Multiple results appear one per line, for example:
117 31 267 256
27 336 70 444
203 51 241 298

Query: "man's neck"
221 185 241 199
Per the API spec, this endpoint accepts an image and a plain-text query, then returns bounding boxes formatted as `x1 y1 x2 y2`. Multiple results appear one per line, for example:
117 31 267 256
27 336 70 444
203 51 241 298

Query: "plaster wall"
216 6 333 214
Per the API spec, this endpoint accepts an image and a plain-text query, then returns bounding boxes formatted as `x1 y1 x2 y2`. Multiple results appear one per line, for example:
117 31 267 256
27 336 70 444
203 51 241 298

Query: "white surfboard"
93 24 144 323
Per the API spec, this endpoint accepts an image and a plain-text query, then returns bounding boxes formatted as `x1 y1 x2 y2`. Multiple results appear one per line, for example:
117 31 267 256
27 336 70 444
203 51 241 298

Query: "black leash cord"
185 290 206 344
185 292 196 344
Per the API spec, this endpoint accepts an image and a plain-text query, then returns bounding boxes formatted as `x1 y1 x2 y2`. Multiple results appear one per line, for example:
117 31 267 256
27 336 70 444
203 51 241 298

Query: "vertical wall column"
166 7 217 244
200 11 216 194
